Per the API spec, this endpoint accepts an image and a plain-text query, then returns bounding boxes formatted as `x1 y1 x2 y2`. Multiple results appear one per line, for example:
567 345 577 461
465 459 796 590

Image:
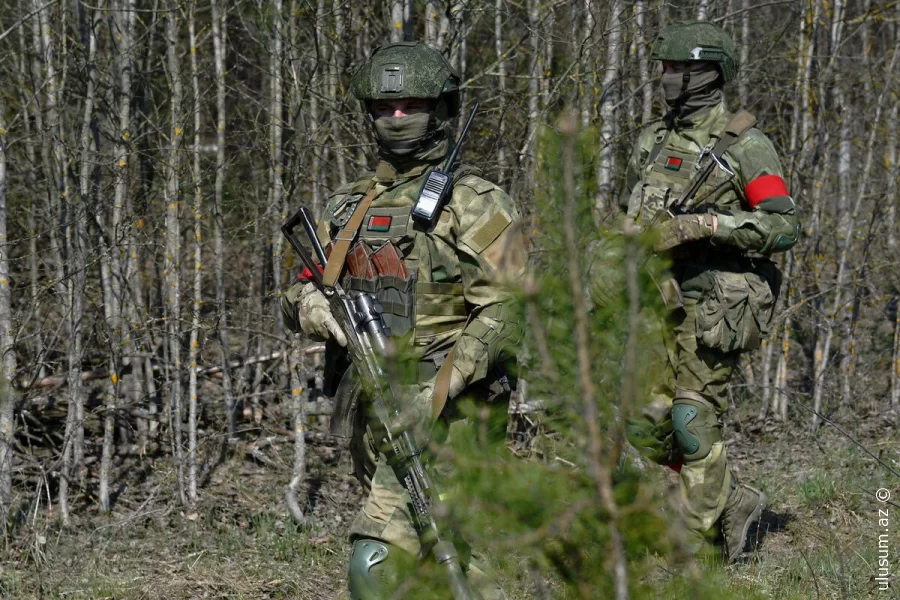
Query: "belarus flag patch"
665 156 683 171
368 215 392 232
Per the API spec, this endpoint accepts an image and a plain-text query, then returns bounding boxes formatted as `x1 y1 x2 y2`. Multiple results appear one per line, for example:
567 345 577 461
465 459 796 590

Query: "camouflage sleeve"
619 128 655 212
711 129 800 254
447 176 526 385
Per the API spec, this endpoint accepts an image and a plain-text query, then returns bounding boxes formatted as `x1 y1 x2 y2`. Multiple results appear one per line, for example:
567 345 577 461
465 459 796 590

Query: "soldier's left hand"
652 213 718 252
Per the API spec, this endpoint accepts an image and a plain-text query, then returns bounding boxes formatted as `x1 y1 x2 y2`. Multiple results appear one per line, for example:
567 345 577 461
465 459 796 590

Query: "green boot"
721 484 766 563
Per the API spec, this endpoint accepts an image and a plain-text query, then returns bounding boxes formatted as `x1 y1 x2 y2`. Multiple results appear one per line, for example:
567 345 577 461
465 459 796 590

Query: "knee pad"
348 539 403 599
671 396 722 462
625 416 675 465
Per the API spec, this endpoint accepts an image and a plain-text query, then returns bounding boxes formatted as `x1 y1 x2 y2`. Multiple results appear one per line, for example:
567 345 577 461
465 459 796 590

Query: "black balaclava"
661 62 723 120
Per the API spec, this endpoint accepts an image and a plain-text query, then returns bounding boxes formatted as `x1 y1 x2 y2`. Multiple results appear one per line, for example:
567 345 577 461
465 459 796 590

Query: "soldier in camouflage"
616 21 800 562
282 42 524 598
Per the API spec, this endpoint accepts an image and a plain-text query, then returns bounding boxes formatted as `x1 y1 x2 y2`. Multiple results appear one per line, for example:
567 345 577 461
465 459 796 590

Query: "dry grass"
1 403 897 599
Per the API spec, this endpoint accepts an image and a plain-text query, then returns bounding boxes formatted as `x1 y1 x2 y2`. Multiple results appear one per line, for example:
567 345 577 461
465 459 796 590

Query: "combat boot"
721 483 766 563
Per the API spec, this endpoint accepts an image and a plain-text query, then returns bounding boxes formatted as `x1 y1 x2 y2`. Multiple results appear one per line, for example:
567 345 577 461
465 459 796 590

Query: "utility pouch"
346 242 377 278
371 241 409 279
694 268 777 353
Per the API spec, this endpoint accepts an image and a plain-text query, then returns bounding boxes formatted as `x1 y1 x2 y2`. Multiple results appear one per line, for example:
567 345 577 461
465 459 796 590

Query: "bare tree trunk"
330 0 347 186
773 0 818 422
811 38 898 428
391 0 414 42
187 0 203 507
284 343 307 525
889 31 900 407
425 0 440 46
0 69 16 522
738 0 750 105
596 0 623 216
211 0 236 439
772 252 794 421
75 0 110 513
518 0 541 189
18 20 46 381
113 0 139 455
165 0 186 504
37 0 79 525
696 0 711 20
494 0 508 184
892 296 900 407
888 95 898 253
310 0 327 214
580 0 595 129
634 0 652 125
268 0 288 428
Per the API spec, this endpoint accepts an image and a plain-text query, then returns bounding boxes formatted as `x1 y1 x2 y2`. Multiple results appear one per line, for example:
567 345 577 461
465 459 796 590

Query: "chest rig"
324 172 472 347
626 111 752 227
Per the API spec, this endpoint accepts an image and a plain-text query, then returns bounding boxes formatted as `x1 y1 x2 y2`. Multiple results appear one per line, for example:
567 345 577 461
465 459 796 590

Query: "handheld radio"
411 103 480 226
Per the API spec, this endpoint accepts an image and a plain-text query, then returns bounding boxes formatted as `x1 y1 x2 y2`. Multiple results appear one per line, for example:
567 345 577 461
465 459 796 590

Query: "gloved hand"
295 282 347 346
385 367 466 441
652 213 717 252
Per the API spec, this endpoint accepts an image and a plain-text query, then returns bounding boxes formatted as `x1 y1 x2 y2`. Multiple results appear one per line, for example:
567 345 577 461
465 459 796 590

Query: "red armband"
296 264 324 282
744 174 789 209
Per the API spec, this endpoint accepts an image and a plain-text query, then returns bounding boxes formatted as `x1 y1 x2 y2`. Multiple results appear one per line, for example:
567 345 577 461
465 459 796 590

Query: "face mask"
661 64 722 110
373 113 432 157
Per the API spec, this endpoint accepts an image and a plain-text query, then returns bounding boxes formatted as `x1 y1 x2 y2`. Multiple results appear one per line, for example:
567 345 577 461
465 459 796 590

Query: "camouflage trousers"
628 297 738 549
347 380 505 600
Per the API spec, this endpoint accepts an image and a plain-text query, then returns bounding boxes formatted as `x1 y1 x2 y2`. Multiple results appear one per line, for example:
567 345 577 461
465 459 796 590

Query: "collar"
374 159 438 184
671 102 725 131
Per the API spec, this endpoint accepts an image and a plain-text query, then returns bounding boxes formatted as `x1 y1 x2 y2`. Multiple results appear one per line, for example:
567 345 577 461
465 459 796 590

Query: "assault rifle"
639 110 754 309
641 145 736 309
281 208 475 600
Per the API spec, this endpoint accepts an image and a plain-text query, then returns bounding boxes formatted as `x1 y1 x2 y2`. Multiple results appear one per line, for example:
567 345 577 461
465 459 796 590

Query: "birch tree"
164 0 185 503
0 62 15 521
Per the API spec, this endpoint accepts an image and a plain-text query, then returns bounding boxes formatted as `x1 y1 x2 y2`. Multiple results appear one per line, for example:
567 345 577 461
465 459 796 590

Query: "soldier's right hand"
296 282 348 346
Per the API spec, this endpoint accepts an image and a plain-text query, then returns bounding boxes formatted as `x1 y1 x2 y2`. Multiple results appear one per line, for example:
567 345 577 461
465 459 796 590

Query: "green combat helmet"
651 21 738 82
351 41 461 117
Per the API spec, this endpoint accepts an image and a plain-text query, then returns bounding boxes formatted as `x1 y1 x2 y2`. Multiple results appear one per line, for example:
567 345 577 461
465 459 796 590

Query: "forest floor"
0 398 898 600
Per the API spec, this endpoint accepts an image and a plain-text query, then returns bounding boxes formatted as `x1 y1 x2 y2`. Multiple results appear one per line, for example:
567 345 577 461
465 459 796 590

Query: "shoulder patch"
460 208 512 255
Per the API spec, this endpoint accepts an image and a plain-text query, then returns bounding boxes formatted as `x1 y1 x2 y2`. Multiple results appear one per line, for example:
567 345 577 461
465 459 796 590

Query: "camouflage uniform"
282 42 524 598
618 22 799 560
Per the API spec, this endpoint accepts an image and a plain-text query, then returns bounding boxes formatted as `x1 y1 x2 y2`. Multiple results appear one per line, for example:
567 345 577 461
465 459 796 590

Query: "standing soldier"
617 21 800 561
281 42 524 598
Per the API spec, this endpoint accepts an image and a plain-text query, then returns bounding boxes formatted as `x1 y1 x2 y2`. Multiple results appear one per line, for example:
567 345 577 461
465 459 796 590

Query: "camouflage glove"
652 213 717 252
295 282 348 346
386 368 465 441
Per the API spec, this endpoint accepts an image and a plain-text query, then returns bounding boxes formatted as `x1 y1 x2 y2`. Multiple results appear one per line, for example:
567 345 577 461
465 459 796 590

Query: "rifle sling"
431 312 477 421
322 183 379 288
713 109 756 157
676 109 757 207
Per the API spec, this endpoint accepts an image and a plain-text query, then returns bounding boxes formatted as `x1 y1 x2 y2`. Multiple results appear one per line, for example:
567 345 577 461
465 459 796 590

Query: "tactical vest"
325 168 481 354
626 113 743 227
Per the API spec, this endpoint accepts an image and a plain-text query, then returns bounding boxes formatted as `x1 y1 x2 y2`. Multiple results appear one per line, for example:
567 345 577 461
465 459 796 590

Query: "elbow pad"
455 302 523 382
760 222 800 254
463 302 523 364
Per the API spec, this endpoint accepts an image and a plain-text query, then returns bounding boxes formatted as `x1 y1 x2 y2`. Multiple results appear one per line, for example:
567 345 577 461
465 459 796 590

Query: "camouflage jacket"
286 158 525 389
620 102 800 257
